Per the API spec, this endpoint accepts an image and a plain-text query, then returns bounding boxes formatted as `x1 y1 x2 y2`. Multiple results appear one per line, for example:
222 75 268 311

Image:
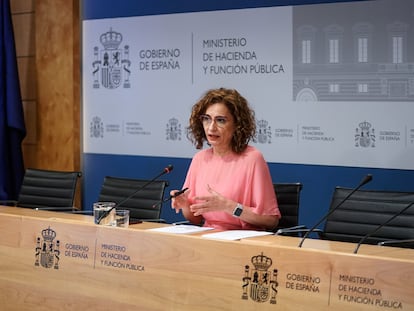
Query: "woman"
171 88 280 230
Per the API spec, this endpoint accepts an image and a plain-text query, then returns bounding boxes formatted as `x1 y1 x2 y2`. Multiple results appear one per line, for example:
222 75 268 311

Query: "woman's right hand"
170 189 190 213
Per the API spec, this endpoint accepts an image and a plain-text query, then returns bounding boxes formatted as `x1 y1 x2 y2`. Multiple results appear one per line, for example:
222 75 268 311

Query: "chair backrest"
273 183 303 231
324 187 414 244
17 168 82 209
98 176 169 220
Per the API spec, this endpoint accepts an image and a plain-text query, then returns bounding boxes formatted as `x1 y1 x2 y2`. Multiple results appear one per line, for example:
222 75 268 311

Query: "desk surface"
1 206 411 260
0 206 413 310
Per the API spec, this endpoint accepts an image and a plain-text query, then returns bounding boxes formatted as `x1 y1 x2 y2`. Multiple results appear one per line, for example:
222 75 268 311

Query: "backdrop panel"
81 0 414 227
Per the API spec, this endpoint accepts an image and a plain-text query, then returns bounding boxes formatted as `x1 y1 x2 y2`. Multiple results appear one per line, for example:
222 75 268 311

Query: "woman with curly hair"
170 88 280 230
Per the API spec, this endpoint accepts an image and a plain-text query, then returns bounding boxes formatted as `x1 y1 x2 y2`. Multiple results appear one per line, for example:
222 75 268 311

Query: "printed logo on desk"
92 28 132 89
34 227 60 269
242 252 278 304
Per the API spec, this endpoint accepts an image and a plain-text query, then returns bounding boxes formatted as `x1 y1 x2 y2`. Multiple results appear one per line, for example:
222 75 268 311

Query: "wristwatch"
232 203 243 217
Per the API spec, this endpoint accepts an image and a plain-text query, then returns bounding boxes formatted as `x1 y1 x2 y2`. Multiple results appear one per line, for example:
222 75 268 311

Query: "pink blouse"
183 145 280 230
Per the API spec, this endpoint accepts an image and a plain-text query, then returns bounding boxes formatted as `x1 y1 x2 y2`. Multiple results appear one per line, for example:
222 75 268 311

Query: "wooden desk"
0 206 413 310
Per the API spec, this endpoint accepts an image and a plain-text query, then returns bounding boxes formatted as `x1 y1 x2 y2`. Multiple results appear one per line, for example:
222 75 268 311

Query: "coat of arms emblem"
242 252 278 304
355 121 375 148
92 28 131 89
35 227 60 269
166 118 182 141
254 119 272 144
90 116 104 138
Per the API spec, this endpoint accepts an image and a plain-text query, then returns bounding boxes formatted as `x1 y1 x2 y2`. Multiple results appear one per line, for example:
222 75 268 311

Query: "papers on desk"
147 226 273 240
201 230 273 241
147 225 214 234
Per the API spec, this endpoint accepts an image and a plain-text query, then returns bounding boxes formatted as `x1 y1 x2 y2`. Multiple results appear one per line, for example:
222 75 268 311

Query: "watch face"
233 204 243 217
234 208 243 216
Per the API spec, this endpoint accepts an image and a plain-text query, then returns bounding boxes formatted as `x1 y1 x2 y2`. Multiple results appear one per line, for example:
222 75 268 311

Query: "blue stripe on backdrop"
83 154 192 223
83 153 414 228
82 0 368 19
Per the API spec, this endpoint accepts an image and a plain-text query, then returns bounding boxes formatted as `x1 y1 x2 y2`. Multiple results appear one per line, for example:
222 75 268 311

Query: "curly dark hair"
187 88 256 154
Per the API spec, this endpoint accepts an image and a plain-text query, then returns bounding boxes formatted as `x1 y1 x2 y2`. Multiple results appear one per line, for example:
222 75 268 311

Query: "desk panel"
0 206 413 310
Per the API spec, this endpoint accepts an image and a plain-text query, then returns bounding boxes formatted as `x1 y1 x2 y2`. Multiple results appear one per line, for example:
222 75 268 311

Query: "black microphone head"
362 174 373 185
164 165 174 174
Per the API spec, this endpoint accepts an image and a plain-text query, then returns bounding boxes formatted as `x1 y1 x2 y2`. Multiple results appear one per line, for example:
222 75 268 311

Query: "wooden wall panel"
35 0 80 170
10 0 34 13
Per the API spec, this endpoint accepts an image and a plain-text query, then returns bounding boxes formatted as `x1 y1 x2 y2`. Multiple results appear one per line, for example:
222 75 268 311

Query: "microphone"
377 239 414 248
353 201 414 253
298 174 373 248
96 164 173 224
35 207 77 212
152 187 188 208
275 225 307 235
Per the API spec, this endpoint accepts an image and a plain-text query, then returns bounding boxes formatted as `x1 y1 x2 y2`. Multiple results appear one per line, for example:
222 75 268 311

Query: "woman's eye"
216 118 226 124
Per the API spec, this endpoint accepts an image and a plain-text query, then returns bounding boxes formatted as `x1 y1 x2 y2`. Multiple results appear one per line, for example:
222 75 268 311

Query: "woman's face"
201 103 235 154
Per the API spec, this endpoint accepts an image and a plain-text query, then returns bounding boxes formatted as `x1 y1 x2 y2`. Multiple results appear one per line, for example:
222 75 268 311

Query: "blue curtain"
0 0 26 200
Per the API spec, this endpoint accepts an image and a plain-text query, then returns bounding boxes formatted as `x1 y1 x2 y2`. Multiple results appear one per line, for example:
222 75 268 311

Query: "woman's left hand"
189 185 234 216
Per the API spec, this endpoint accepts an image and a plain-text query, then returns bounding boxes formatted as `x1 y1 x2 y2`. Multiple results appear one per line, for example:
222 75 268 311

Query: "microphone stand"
298 174 373 248
353 201 414 254
96 165 173 224
378 239 414 248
